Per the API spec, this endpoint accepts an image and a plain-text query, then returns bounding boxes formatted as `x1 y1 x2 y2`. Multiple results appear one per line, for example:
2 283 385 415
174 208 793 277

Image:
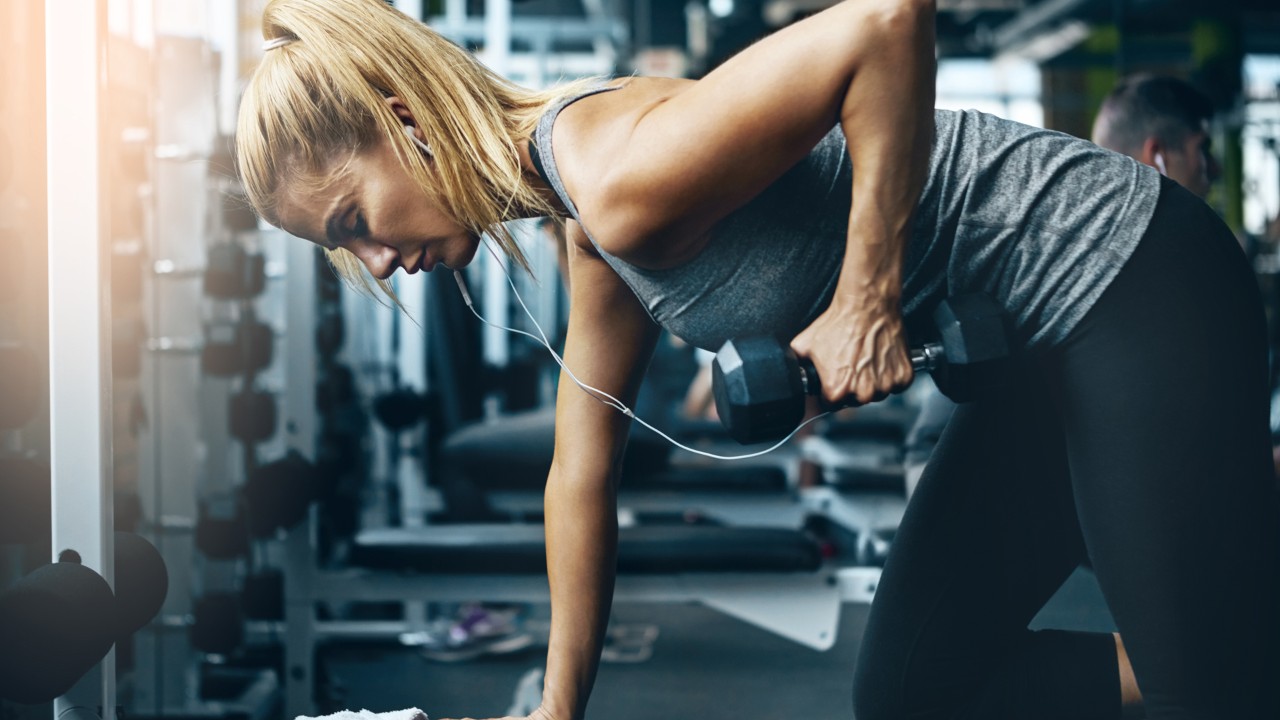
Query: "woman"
237 0 1280 717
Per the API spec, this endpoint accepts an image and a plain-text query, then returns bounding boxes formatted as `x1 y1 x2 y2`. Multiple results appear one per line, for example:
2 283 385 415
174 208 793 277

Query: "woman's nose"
353 240 401 280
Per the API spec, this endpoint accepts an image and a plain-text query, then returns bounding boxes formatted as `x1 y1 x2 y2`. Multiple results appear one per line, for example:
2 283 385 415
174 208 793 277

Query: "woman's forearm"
539 464 619 720
837 0 935 297
789 0 934 404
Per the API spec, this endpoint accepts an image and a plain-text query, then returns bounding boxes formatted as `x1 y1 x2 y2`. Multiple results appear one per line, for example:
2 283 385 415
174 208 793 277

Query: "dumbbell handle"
795 342 944 397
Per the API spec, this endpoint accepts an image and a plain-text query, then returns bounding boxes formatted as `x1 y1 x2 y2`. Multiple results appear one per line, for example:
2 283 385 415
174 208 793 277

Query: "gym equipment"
190 592 245 655
229 389 277 444
316 428 361 478
197 660 281 712
317 261 343 303
241 570 284 621
113 531 169 640
204 242 266 300
202 318 274 377
0 562 117 704
315 363 357 415
243 451 324 538
372 387 427 433
0 458 51 543
712 294 1012 444
278 517 887 718
0 343 42 429
195 499 251 560
316 306 346 355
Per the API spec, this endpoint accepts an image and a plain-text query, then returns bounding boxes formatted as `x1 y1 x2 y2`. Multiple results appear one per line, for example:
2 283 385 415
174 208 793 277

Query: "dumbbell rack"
122 29 285 720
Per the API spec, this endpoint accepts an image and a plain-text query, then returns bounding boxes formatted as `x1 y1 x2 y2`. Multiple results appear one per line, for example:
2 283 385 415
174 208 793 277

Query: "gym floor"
327 602 870 719
325 568 1114 719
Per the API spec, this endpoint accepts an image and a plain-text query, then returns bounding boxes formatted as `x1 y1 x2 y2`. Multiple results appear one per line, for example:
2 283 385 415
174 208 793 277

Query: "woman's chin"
452 233 482 268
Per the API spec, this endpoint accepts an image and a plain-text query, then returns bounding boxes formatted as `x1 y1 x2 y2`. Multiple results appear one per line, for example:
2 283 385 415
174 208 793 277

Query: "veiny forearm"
538 463 619 720
787 0 934 403
838 0 936 298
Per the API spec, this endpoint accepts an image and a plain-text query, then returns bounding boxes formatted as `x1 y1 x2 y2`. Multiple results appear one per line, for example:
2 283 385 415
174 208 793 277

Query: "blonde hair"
236 0 597 295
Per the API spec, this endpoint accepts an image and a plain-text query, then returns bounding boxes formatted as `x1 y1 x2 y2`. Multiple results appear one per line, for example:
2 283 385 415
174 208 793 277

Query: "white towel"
297 708 428 720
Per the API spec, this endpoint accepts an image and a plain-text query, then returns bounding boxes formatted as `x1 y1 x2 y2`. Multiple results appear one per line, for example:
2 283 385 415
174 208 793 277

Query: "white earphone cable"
450 241 826 461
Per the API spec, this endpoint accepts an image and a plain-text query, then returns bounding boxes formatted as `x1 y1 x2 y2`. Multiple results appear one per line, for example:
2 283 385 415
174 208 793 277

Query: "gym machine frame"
46 2 116 719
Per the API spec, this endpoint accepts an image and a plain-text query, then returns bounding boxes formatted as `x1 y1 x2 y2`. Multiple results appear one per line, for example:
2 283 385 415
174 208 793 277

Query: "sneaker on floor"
402 605 535 663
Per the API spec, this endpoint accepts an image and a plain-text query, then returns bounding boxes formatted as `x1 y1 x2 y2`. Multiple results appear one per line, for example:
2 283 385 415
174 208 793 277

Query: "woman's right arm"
538 221 660 720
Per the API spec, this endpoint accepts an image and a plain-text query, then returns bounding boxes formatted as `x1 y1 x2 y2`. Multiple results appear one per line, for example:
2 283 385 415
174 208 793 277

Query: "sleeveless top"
532 85 1162 353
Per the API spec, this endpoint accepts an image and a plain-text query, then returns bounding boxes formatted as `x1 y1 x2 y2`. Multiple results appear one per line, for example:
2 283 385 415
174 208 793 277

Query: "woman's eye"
352 213 368 237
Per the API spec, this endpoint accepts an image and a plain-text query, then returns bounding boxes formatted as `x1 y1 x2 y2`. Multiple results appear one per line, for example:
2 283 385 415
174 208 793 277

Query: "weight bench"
446 403 914 531
487 464 816 528
440 408 818 527
278 519 882 718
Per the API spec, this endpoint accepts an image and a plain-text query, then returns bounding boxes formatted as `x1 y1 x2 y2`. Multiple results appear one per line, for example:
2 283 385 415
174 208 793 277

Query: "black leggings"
853 179 1280 720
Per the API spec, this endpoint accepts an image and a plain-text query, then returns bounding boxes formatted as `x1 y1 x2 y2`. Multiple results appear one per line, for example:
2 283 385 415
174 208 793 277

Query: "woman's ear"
383 95 420 136
381 96 432 157
385 96 434 158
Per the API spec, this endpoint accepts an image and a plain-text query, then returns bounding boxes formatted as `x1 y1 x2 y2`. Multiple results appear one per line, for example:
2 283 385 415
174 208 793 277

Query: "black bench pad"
350 525 822 575
442 411 787 492
620 465 787 493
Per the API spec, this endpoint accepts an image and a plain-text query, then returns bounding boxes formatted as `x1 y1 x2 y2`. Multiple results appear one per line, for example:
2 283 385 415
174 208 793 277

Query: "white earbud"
1154 152 1167 176
404 124 433 157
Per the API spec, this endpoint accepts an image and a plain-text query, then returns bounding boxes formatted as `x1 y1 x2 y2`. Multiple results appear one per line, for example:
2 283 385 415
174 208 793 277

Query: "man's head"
1092 74 1221 198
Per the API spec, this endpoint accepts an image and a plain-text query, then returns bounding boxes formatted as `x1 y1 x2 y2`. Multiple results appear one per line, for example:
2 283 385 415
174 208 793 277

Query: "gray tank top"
533 86 1162 352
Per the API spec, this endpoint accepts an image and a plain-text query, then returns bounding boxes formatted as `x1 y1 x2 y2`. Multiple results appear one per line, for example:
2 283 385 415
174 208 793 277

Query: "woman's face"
275 133 480 280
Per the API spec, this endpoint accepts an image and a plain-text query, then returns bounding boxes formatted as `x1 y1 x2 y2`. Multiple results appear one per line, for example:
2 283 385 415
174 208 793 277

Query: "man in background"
1092 73 1221 199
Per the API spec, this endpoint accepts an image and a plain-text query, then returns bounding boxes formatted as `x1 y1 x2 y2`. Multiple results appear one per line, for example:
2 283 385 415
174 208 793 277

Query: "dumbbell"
0 533 166 704
243 451 325 538
202 318 274 377
190 592 245 655
0 562 116 703
195 497 251 560
113 531 170 641
204 243 266 300
712 294 1012 445
229 389 277 444
373 387 427 433
240 569 284 621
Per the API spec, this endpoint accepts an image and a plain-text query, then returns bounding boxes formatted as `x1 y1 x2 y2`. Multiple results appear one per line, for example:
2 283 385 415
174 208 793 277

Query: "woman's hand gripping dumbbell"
711 294 1013 444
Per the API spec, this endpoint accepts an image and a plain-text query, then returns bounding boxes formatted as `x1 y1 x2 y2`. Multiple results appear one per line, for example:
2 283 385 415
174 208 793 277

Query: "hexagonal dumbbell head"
931 294 1013 402
712 335 808 445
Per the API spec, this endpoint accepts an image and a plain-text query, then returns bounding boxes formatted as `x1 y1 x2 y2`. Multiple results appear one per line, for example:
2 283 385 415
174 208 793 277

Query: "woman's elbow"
851 0 935 65
885 0 934 20
845 0 933 38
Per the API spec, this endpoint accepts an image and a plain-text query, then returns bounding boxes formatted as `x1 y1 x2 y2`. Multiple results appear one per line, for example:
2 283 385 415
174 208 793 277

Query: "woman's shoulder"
551 76 691 150
551 76 700 263
550 76 686 177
